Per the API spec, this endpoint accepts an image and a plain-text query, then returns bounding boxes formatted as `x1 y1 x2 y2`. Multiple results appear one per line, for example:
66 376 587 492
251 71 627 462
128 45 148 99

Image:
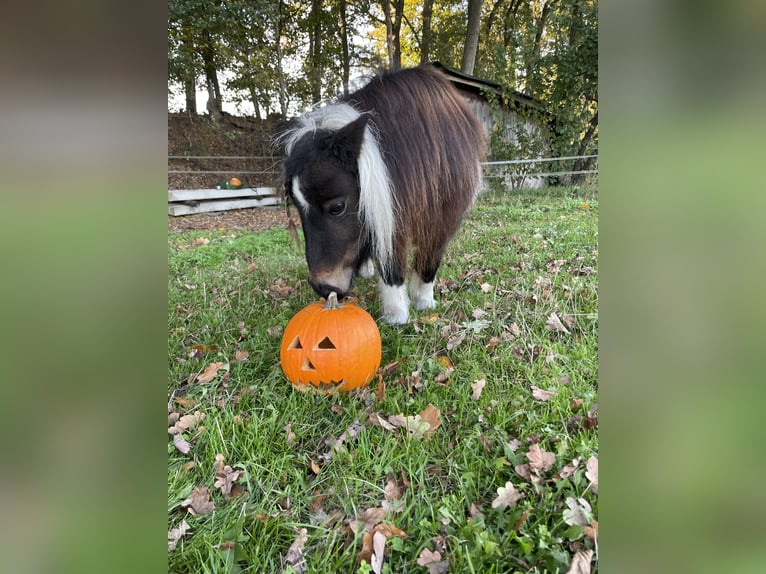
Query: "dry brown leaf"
531 386 556 402
513 508 531 532
584 519 598 541
168 411 180 427
375 375 386 403
585 456 598 493
418 405 442 436
283 527 308 574
384 476 401 501
433 367 455 383
487 336 502 351
558 374 572 384
213 454 244 499
491 481 523 509
369 412 397 431
527 443 556 473
173 433 192 454
563 497 592 527
416 548 449 574
284 423 296 447
168 520 192 552
546 312 570 334
310 459 321 475
566 549 594 574
378 358 404 377
354 507 387 533
197 361 225 384
471 378 486 400
506 322 522 338
181 486 215 516
169 411 206 435
570 398 584 410
446 331 466 351
556 458 581 479
174 397 197 411
370 530 386 574
231 349 249 363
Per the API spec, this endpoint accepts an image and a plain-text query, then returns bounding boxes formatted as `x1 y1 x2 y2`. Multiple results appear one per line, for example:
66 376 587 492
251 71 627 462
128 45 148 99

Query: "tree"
461 0 483 74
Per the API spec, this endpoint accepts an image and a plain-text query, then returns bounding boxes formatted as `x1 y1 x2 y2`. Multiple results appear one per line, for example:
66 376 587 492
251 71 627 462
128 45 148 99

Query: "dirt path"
167 207 293 233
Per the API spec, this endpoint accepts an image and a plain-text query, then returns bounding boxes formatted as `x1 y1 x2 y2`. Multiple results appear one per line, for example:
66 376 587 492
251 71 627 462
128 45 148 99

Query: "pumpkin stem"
323 291 341 310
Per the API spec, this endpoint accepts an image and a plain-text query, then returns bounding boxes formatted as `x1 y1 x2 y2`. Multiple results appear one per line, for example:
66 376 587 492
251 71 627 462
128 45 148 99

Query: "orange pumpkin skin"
280 294 382 393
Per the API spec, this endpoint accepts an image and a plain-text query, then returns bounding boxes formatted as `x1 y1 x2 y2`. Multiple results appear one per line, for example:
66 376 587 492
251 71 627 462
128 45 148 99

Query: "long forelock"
279 102 396 276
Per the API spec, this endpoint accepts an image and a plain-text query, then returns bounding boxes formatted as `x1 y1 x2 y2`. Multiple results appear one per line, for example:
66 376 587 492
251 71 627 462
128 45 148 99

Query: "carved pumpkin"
280 292 381 393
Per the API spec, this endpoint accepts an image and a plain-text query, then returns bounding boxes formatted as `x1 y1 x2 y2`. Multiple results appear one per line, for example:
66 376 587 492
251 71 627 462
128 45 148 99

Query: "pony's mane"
278 102 396 276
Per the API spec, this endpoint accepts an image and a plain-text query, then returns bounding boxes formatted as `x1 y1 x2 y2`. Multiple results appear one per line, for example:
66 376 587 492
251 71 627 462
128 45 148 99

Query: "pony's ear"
330 115 369 170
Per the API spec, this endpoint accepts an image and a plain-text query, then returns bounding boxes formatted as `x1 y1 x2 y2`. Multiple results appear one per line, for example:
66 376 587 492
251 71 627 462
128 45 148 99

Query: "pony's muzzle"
308 278 348 301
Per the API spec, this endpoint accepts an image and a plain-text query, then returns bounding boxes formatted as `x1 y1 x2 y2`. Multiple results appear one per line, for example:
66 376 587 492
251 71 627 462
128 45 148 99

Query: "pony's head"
280 104 395 300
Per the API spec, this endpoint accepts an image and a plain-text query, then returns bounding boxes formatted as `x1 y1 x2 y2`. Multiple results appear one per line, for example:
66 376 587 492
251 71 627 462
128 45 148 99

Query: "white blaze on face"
291 177 310 213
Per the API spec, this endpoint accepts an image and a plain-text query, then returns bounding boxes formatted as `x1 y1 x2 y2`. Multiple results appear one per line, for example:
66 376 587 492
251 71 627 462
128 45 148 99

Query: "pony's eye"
328 201 346 216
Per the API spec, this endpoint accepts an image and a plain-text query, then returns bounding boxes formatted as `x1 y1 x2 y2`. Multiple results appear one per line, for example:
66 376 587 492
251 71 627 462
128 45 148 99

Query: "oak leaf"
471 378 486 400
527 443 556 473
563 497 592 527
416 548 449 574
181 486 215 516
531 386 556 402
491 481 523 509
167 520 192 552
197 361 225 384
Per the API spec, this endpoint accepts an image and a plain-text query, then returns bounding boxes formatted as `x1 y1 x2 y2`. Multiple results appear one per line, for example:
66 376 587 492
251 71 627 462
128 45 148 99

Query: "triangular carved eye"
287 337 303 350
301 358 316 371
315 336 336 350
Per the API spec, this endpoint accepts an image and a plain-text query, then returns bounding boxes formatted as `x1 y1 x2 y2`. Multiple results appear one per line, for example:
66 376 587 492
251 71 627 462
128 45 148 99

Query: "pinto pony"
279 65 486 324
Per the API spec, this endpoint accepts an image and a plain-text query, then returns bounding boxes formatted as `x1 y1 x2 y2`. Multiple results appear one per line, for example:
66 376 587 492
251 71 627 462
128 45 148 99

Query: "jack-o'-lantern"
280 292 381 393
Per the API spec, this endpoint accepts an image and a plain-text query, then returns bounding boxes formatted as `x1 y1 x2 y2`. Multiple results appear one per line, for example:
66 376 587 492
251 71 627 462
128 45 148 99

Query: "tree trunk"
419 0 433 65
461 0 482 75
525 1 552 96
275 0 288 117
184 76 196 116
382 1 394 69
340 0 350 95
249 86 262 120
571 111 598 184
391 0 403 71
309 0 323 104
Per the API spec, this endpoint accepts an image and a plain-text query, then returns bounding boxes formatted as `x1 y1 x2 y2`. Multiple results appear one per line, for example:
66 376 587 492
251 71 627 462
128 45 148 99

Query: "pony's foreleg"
377 258 409 325
410 251 443 311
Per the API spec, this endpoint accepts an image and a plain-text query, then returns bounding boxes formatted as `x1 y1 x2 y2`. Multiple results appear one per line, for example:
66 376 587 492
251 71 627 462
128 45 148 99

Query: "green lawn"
168 186 598 573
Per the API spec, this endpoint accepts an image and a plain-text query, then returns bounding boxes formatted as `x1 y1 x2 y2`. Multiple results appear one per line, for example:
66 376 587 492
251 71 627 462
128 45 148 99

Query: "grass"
168 185 598 573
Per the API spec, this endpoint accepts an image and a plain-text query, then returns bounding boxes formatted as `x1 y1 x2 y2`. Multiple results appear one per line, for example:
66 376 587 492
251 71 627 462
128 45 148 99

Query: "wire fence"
167 154 598 183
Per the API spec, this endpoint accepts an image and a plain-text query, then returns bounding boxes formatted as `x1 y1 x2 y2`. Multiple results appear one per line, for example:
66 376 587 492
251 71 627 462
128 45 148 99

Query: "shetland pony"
279 65 486 324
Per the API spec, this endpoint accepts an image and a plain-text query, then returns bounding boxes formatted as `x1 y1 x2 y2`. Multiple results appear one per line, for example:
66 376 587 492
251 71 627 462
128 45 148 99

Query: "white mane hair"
279 102 397 277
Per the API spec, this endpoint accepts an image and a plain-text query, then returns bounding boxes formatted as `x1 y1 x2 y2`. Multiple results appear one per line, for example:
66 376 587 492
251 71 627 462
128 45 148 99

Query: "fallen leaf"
446 331 466 351
556 458 581 479
188 343 219 358
546 312 570 334
416 548 449 574
369 412 397 431
506 322 522 338
585 456 598 493
310 459 321 475
558 374 572 384
197 362 225 384
513 508 531 532
283 527 308 574
370 530 386 574
168 520 192 551
231 349 249 363
471 378 486 400
584 519 598 541
173 433 192 454
491 481 523 509
563 497 592 527
384 476 401 501
566 549 594 574
374 376 386 403
570 398 584 410
562 314 576 330
169 411 206 435
378 358 404 376
181 486 215 516
433 367 455 383
284 423 296 446
507 439 522 452
487 336 502 351
531 386 556 402
168 411 180 427
527 443 556 474
480 282 493 293
173 396 197 410
213 454 244 499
